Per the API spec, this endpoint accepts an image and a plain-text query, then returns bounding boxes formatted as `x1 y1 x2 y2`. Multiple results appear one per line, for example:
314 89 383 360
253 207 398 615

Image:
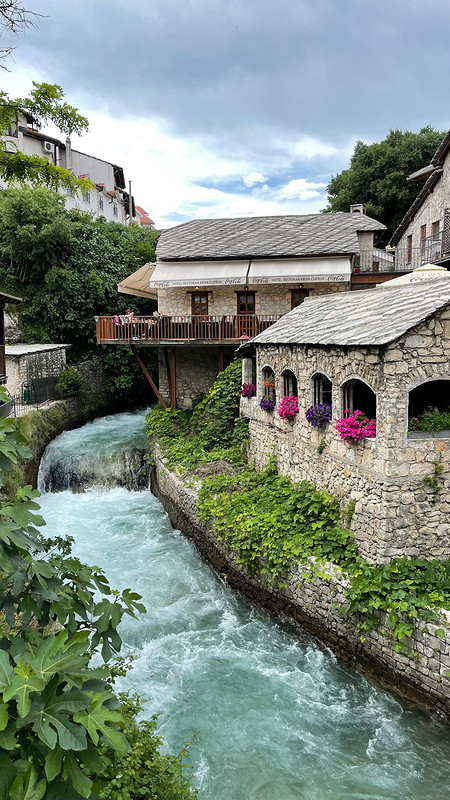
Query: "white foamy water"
37 410 450 800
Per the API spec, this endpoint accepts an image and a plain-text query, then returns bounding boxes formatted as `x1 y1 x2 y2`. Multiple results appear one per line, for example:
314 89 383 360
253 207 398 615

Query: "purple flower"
305 404 332 427
260 394 277 412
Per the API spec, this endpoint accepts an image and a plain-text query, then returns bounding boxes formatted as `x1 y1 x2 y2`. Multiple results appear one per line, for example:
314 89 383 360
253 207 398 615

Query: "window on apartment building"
407 234 412 264
313 373 332 406
99 196 104 211
66 187 74 198
191 292 209 315
420 224 427 254
113 203 118 217
82 190 91 203
432 220 440 240
291 289 310 309
3 119 18 137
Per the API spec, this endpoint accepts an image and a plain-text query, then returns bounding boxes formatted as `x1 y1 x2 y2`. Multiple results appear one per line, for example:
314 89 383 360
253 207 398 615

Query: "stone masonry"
242 305 450 564
151 449 450 721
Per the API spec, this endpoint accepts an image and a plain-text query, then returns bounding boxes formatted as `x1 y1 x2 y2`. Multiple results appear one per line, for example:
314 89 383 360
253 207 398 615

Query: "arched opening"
409 380 450 417
343 379 376 420
282 369 298 397
408 380 450 431
262 366 276 397
313 373 332 406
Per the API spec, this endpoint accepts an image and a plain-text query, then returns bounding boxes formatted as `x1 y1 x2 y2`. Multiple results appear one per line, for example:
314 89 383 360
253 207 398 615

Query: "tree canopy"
325 127 445 242
0 186 159 399
0 82 90 191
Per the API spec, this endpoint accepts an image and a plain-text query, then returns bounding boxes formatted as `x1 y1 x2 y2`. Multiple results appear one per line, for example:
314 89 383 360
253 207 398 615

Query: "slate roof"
156 213 386 261
247 281 450 348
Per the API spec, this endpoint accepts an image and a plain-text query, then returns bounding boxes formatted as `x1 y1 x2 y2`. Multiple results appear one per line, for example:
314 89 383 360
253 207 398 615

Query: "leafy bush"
146 361 248 471
56 365 84 397
408 411 450 432
0 385 197 799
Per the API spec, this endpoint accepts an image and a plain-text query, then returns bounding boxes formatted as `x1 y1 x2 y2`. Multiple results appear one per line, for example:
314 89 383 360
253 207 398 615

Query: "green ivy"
146 361 248 472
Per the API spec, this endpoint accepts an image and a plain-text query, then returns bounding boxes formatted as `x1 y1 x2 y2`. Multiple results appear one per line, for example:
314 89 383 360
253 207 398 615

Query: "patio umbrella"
376 263 450 288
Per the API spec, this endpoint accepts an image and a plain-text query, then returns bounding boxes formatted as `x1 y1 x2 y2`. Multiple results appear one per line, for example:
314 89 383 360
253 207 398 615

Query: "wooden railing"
96 314 281 344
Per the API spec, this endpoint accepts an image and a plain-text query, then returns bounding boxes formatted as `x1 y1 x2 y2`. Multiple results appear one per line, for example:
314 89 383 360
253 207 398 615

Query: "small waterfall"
37 408 150 494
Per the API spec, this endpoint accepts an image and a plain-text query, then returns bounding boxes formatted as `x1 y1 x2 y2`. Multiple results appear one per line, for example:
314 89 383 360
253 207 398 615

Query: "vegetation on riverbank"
0 186 158 403
0 387 198 799
146 360 248 471
146 363 450 650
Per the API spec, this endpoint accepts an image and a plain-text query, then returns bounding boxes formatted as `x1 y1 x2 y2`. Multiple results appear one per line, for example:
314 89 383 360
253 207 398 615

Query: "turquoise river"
36 409 450 800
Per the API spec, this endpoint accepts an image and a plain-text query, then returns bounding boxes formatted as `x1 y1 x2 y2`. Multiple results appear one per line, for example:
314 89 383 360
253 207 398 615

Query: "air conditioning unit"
4 141 16 153
42 141 54 154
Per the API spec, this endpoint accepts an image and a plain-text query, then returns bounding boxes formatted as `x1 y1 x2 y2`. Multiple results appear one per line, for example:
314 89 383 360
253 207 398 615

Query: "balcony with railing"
355 236 445 274
96 313 281 345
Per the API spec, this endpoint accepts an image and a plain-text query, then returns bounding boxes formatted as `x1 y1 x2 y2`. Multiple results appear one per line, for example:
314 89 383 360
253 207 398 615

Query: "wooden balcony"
96 314 281 345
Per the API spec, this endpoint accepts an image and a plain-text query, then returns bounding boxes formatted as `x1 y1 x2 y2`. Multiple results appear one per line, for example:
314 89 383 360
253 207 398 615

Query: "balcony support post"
218 347 224 373
130 345 166 409
170 347 177 409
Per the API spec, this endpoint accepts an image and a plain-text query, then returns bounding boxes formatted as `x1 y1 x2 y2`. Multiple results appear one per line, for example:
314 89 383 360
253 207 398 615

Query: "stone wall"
157 282 348 317
395 156 450 256
151 450 450 721
243 307 450 563
6 344 69 398
157 346 235 409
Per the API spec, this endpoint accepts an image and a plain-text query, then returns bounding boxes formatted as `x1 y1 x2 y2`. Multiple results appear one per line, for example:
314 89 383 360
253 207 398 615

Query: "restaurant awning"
118 263 157 299
247 257 351 284
150 260 249 288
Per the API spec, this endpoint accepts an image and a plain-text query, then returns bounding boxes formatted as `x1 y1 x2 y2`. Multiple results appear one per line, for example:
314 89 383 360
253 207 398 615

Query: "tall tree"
325 127 445 242
0 82 90 191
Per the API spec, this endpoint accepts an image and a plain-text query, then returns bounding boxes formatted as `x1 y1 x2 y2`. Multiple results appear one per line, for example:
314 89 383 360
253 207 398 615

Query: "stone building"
239 281 450 564
390 129 450 270
98 210 399 408
5 343 70 401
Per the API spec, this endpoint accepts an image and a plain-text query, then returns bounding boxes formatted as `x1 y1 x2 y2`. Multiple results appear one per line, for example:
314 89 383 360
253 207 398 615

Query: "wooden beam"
130 345 166 408
218 347 224 372
170 347 177 409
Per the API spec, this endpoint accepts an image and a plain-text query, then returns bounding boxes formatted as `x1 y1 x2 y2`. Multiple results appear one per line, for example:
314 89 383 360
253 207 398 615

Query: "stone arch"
281 367 298 397
408 379 450 419
310 371 332 406
341 376 377 419
261 364 276 397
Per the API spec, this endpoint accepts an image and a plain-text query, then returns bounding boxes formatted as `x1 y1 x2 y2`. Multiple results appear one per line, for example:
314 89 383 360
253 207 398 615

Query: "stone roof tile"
157 213 386 261
249 281 450 348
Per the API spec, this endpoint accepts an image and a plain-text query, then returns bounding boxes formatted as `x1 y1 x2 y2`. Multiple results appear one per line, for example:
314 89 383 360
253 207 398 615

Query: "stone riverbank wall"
151 450 450 721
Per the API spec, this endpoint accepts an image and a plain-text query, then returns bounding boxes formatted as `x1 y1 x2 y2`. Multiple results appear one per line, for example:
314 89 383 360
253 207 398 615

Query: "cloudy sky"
1 0 450 227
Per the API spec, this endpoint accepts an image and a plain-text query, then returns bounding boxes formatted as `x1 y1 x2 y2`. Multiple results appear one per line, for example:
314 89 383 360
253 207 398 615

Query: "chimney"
66 137 72 170
350 203 366 215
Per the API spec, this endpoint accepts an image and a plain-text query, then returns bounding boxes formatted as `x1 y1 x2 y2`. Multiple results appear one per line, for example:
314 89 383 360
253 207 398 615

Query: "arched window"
313 373 332 406
409 380 450 417
262 366 275 397
343 379 376 419
283 369 298 397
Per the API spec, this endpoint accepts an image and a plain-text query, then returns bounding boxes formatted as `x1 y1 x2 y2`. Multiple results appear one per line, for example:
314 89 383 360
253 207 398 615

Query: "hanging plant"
305 403 332 427
277 395 299 420
260 394 276 412
335 410 376 440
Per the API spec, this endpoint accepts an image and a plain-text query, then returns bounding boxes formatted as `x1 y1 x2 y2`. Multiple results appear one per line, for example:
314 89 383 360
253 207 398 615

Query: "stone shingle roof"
248 281 450 348
157 213 386 261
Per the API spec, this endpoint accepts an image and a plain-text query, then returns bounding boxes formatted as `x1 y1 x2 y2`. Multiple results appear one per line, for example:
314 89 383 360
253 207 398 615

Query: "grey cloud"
6 0 450 163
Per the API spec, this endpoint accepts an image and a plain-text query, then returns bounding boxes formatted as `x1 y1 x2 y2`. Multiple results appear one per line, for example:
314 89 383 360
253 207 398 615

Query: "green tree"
0 186 159 399
0 385 197 799
325 127 445 242
0 81 90 192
